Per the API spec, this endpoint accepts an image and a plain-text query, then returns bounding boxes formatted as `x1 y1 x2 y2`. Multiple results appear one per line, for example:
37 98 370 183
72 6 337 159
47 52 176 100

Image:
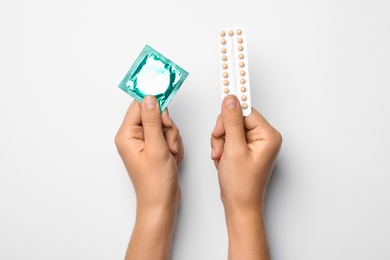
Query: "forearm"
125 205 178 260
224 206 270 260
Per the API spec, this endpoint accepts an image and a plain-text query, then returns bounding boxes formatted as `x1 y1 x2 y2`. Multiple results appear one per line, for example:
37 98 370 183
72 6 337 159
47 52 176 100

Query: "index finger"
211 114 224 138
120 100 142 130
244 107 274 131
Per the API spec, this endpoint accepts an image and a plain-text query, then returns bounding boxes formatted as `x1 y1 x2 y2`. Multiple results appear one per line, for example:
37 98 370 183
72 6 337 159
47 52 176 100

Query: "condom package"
118 45 189 112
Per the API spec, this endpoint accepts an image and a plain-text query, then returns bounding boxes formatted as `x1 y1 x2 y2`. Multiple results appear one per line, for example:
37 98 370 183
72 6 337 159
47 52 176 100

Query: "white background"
1 0 390 259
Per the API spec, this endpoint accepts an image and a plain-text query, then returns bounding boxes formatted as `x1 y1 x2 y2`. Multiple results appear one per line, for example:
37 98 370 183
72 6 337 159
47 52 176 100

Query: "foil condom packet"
119 45 189 112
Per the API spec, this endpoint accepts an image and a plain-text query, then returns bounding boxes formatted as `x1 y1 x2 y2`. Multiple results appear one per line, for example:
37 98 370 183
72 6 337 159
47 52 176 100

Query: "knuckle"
225 115 244 128
170 119 180 133
268 128 283 151
223 109 243 127
165 126 179 141
173 126 179 137
114 131 124 149
114 132 129 154
169 123 179 134
142 116 158 127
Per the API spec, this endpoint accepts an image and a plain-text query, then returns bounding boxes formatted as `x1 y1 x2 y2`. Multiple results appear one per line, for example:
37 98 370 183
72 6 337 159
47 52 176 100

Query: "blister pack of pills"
218 28 251 116
118 45 189 112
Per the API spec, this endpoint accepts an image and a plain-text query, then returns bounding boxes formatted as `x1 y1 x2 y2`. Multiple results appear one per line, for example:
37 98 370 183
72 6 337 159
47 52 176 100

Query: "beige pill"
238 53 244 59
222 55 227 61
236 29 242 35
221 47 227 54
242 103 248 109
222 63 228 69
241 95 247 101
240 70 246 76
220 31 226 37
239 62 245 67
241 86 247 92
228 30 234 36
224 88 230 94
238 45 244 51
223 80 229 86
221 39 226 45
237 38 243 44
223 72 229 78
240 78 246 84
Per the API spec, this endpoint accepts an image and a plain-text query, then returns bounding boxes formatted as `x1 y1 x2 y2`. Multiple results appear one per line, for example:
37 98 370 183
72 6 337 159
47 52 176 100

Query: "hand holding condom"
115 95 183 209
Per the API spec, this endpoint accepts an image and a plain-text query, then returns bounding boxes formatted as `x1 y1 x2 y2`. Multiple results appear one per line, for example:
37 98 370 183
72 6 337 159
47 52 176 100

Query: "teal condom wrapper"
119 45 189 112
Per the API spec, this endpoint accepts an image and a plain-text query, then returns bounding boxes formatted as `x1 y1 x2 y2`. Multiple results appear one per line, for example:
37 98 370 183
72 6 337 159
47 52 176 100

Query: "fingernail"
144 95 156 109
211 147 216 159
225 96 237 110
173 140 179 153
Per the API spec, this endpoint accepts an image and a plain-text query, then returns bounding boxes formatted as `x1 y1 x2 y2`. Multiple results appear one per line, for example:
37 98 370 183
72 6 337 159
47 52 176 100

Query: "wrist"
136 203 178 224
221 195 264 217
135 185 181 210
224 203 264 224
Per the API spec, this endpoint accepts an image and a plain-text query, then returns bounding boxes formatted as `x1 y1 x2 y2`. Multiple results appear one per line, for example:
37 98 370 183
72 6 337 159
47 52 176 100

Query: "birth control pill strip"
218 28 252 116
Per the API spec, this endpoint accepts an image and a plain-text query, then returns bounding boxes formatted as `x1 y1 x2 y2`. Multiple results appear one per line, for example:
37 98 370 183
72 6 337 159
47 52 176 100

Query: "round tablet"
221 39 226 45
222 55 228 61
237 38 243 44
223 80 229 86
222 63 228 69
238 54 244 59
224 88 230 94
239 62 245 67
236 29 242 35
223 72 229 78
240 78 246 84
221 48 227 54
240 70 246 76
241 86 247 92
242 103 248 109
241 95 247 101
238 45 244 51
228 30 234 36
220 31 226 37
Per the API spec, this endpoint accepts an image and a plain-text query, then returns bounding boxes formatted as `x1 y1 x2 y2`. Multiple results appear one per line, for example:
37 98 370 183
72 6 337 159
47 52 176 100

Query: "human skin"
211 95 282 260
115 94 281 260
115 95 184 260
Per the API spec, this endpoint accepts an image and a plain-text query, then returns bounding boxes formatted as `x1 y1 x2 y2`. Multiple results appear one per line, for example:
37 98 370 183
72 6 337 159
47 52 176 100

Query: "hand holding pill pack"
118 45 189 112
218 28 252 116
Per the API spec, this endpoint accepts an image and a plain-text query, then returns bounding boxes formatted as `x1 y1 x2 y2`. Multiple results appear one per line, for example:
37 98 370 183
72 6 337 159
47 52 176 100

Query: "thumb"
221 95 247 151
141 95 167 153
